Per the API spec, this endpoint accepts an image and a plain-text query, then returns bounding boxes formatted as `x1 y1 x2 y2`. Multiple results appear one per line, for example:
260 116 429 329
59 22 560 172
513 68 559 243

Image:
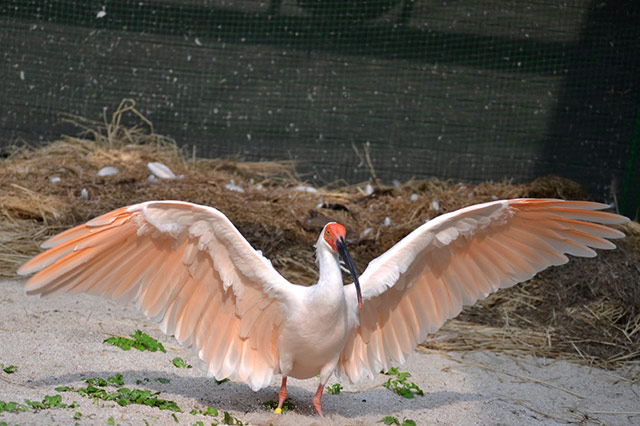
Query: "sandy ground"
1 278 639 426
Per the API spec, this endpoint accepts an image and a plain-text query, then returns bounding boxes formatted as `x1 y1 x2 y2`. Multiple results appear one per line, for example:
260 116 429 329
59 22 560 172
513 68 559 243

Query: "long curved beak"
336 237 363 310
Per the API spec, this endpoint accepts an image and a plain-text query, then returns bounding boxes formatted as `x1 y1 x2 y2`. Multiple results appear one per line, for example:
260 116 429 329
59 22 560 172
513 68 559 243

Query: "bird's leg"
312 384 325 417
275 376 288 414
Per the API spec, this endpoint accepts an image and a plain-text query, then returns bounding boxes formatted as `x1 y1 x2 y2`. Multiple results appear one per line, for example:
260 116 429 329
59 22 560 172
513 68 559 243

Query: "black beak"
336 236 363 310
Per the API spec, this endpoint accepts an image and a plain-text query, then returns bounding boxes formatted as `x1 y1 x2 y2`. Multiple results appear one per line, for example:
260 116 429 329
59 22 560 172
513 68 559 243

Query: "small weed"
381 367 424 399
189 406 244 425
74 411 82 420
215 378 230 385
172 357 192 369
137 377 171 385
262 398 295 412
1 395 78 413
25 394 78 410
80 386 181 411
58 374 181 412
327 383 342 395
379 415 417 426
104 330 166 352
1 364 17 374
55 386 74 392
0 400 29 413
85 373 124 387
190 406 219 416
171 413 179 422
107 417 116 425
222 411 245 425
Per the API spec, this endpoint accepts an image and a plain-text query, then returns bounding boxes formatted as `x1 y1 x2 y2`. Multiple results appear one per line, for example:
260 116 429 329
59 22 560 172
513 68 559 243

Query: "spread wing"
18 201 300 390
338 199 628 383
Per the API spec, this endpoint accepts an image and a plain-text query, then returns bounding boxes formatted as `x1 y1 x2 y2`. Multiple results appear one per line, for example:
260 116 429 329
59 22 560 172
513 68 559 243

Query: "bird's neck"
315 242 344 295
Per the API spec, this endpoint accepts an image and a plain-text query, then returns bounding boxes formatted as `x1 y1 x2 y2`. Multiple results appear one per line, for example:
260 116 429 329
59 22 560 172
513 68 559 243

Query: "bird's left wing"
18 201 298 390
338 199 628 383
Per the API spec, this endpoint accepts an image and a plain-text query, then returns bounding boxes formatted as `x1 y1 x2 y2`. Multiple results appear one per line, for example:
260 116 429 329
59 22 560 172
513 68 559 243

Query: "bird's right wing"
18 201 301 390
339 199 628 383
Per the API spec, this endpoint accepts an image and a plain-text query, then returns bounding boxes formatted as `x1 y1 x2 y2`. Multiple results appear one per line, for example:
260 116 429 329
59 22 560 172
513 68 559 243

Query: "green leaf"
108 374 125 386
402 419 417 426
172 357 192 369
156 377 171 384
379 416 400 425
107 417 116 425
171 412 179 422
381 368 424 399
262 398 295 412
327 383 342 395
74 376 182 412
104 330 166 353
74 411 82 420
2 365 18 374
0 400 29 413
222 411 245 425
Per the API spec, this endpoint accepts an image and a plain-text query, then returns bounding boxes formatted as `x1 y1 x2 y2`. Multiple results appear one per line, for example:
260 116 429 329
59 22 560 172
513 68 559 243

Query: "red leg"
312 384 324 417
276 377 288 413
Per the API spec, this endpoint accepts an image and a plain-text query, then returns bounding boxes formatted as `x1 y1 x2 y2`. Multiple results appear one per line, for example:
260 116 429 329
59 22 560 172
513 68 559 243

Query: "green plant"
221 411 245 425
381 367 424 399
0 400 29 413
379 415 417 426
104 330 166 352
136 377 171 385
262 398 296 412
85 373 125 387
1 364 17 374
190 406 219 416
172 357 192 368
57 374 181 412
25 394 78 410
327 383 342 394
1 395 78 413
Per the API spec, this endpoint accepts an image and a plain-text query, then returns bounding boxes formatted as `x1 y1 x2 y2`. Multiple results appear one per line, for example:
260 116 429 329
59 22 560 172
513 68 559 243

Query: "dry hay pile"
1 102 638 375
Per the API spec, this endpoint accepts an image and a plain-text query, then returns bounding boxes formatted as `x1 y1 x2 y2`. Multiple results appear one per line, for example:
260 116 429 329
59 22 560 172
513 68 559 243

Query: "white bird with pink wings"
18 198 628 416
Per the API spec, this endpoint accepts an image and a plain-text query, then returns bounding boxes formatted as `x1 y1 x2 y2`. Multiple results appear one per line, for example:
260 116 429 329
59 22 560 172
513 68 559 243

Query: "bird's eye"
326 230 330 235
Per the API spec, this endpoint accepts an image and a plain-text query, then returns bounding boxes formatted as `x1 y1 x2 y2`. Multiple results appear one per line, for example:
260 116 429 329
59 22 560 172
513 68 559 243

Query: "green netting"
1 0 638 216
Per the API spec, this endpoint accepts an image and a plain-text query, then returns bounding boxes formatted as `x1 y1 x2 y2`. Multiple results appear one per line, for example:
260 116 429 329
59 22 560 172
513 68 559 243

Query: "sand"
1 278 639 426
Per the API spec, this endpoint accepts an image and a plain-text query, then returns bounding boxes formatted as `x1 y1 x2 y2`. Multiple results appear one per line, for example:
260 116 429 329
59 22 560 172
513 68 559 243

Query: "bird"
18 198 628 416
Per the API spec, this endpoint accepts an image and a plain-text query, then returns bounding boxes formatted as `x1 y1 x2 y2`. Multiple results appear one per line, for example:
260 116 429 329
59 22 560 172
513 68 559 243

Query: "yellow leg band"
275 408 282 414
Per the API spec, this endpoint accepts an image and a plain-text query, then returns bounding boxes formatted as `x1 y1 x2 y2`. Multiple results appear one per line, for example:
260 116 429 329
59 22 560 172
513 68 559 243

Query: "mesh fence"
1 0 639 216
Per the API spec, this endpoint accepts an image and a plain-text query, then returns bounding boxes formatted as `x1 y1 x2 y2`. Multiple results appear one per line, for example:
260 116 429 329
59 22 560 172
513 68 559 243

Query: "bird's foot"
276 376 288 414
312 384 324 417
313 402 323 417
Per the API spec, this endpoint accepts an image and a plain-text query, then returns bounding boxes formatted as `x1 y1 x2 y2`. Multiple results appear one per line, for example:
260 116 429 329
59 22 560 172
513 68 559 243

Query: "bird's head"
323 222 363 310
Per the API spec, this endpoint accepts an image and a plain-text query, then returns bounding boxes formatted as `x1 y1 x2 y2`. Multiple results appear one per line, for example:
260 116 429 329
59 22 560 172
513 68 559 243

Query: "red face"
322 222 363 309
323 222 347 251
